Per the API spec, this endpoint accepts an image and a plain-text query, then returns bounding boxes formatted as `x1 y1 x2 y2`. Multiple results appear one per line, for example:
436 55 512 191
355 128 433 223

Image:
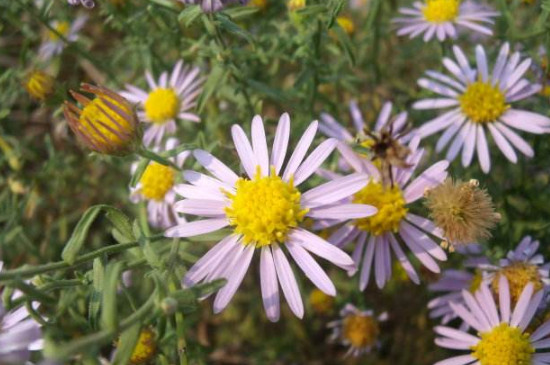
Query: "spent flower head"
64 83 140 156
424 178 500 250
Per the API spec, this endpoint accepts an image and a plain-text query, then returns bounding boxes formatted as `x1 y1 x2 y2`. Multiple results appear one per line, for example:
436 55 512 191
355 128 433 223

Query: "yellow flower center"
336 16 355 35
352 181 408 235
144 88 180 124
140 163 175 201
491 263 544 305
422 0 460 23
128 328 156 365
225 167 308 247
459 82 509 124
49 21 70 41
342 314 379 349
78 95 134 150
24 70 54 101
309 289 334 315
471 323 534 365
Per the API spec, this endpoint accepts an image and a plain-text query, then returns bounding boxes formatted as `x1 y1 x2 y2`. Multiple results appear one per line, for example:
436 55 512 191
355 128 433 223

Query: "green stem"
0 240 152 281
137 147 182 170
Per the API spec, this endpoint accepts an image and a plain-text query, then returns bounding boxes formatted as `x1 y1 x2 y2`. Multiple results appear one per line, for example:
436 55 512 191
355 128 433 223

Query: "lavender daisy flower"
428 245 489 325
318 134 449 290
179 0 249 13
434 276 550 365
328 303 388 358
67 0 95 8
392 0 499 42
167 113 377 321
130 138 190 229
486 236 550 306
120 60 203 147
0 263 42 364
414 43 550 173
38 16 87 61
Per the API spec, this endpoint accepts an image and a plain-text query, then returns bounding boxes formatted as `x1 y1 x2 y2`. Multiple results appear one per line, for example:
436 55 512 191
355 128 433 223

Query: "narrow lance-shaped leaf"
88 258 104 330
61 206 102 265
112 323 141 365
101 261 124 332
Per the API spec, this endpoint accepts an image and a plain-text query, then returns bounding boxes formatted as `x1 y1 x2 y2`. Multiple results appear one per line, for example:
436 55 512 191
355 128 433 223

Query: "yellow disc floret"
491 263 544 304
225 167 308 247
78 95 134 150
140 162 175 201
459 82 508 123
49 21 70 41
471 323 534 365
342 314 379 349
422 0 460 23
24 70 54 101
144 88 180 124
128 328 156 364
352 181 407 235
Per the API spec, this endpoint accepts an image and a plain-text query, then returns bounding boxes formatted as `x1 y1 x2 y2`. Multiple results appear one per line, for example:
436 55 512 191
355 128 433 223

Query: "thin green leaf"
61 206 102 265
177 5 202 27
197 65 226 112
89 258 104 330
101 262 123 332
112 323 141 365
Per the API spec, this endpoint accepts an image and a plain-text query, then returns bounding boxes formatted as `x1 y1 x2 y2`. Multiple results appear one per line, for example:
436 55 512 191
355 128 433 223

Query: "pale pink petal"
286 240 336 296
476 125 491 173
307 204 377 220
213 244 255 313
294 139 337 185
271 113 290 175
193 149 239 185
359 235 375 290
164 218 228 238
282 121 319 180
272 243 304 318
174 199 226 217
231 124 258 179
251 115 269 176
289 228 354 270
260 247 280 322
301 173 368 208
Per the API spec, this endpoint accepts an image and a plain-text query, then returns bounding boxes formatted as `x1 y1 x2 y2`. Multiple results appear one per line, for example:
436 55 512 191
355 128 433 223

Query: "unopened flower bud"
24 70 55 101
64 84 140 156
